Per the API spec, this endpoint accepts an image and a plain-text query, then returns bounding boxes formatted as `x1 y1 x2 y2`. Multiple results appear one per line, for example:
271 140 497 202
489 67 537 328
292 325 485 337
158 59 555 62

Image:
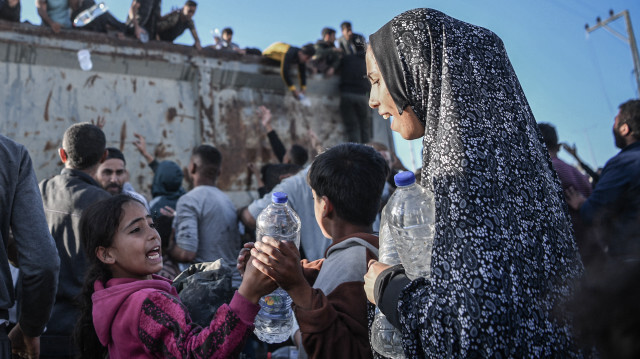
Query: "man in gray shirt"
0 135 60 359
240 166 331 261
39 123 111 358
168 145 243 287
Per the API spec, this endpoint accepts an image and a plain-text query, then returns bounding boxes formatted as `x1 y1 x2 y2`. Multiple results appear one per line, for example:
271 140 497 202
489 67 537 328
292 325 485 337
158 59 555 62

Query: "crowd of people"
1 5 639 359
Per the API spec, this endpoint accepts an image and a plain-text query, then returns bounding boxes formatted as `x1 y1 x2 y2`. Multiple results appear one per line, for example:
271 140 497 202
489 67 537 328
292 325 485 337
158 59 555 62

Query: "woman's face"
366 47 424 140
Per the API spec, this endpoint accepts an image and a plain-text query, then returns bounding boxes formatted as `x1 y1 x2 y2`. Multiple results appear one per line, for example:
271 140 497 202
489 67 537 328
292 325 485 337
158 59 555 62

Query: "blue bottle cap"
394 171 416 187
272 192 288 204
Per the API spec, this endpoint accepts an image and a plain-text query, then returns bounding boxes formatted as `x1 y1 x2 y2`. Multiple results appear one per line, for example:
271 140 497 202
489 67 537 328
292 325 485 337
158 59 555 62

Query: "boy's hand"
236 242 254 276
252 237 312 308
238 254 277 304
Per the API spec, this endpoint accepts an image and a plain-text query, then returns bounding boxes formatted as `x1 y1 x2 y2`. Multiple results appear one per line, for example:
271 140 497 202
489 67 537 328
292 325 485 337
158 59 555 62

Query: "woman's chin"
396 129 423 141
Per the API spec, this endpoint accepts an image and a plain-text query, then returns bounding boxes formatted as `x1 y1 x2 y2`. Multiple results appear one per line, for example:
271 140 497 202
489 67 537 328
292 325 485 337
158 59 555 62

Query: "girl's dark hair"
74 195 142 359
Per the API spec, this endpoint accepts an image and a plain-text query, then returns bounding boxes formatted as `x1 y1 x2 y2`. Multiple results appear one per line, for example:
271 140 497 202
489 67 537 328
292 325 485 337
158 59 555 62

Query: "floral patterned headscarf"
370 8 583 357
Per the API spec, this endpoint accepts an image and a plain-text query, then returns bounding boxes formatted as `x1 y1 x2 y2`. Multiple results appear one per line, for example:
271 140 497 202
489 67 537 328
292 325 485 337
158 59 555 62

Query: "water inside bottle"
389 223 434 280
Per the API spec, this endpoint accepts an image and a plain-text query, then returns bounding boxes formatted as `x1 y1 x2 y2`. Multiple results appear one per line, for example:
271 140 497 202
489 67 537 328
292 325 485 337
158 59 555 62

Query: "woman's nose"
369 96 379 109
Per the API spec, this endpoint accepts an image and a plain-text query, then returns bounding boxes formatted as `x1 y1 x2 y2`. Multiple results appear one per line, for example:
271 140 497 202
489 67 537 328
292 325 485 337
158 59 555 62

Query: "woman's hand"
364 260 391 305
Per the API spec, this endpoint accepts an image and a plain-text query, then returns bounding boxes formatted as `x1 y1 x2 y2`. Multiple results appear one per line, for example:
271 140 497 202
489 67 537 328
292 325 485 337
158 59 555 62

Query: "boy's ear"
321 195 334 219
58 148 68 163
96 246 115 265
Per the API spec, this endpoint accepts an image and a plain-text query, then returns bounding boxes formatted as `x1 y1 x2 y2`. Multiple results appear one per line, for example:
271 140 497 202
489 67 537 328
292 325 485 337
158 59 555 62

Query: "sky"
19 0 640 172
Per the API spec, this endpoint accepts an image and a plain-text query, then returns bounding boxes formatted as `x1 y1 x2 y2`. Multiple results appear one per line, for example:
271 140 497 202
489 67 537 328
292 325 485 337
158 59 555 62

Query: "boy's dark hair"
618 99 640 140
321 27 335 37
300 43 316 57
192 145 222 180
106 147 126 165
62 123 106 170
185 0 197 7
537 123 559 152
75 195 144 359
289 144 308 166
308 143 389 226
222 27 233 36
341 21 352 31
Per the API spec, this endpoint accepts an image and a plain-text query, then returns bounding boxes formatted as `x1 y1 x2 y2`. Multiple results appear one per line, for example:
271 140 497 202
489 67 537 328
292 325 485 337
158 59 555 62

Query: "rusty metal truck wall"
0 22 393 207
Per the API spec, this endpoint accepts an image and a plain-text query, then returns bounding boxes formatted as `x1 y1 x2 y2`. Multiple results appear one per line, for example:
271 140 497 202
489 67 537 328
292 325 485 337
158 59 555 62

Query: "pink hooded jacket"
92 275 259 358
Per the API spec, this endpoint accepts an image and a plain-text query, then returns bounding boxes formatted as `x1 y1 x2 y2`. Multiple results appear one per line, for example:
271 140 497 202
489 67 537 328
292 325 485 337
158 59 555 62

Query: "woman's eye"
150 222 156 229
129 227 140 234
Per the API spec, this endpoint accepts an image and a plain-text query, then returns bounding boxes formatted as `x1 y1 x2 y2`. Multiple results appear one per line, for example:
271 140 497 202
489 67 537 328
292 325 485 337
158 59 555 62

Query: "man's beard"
613 126 627 149
106 183 122 195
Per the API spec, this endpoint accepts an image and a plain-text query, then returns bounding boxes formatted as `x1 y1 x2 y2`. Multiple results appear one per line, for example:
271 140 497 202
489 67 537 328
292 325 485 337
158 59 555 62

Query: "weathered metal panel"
0 22 393 208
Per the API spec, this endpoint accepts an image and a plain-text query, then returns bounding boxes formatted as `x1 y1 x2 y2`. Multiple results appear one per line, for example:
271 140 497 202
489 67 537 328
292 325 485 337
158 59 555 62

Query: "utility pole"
586 9 640 96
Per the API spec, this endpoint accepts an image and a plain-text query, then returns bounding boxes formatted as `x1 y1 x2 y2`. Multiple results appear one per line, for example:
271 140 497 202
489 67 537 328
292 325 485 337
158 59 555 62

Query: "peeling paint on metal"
44 90 52 122
119 121 127 152
166 107 177 123
43 140 57 151
84 74 101 88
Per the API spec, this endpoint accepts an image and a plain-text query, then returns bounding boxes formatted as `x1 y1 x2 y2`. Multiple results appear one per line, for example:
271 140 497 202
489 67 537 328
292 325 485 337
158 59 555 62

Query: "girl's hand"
238 254 277 304
236 242 254 276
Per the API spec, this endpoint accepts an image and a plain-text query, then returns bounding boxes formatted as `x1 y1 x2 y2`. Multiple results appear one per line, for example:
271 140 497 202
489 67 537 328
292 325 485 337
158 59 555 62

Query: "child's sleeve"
294 282 373 358
138 291 259 358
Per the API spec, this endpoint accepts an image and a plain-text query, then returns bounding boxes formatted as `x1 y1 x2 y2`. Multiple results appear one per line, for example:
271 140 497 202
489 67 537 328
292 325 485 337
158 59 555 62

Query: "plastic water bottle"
77 49 93 71
73 2 108 27
370 212 405 358
387 171 436 280
269 346 299 359
253 192 301 343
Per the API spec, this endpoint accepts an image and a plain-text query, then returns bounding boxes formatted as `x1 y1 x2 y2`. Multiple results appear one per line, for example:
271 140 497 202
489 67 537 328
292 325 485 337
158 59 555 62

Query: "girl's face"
366 47 425 140
103 201 162 280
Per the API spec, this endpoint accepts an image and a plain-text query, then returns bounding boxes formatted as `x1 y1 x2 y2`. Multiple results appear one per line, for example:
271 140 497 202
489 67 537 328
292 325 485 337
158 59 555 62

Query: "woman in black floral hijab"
364 8 584 357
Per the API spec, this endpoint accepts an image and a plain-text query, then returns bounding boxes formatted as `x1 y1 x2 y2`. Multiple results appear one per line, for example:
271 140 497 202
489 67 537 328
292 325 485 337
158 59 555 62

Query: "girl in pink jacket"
74 194 276 358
